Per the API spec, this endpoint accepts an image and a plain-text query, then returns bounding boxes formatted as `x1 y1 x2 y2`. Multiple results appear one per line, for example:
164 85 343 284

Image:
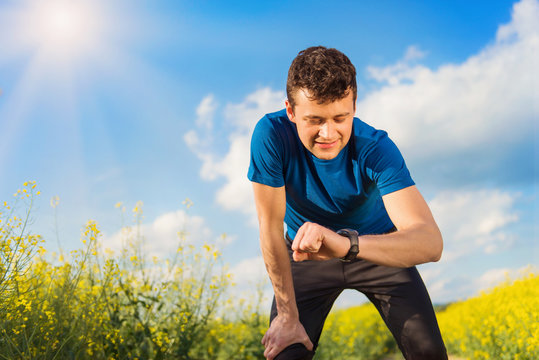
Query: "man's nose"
319 121 335 139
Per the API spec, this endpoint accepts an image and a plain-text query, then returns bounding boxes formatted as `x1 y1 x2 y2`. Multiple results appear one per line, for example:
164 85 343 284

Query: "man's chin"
312 150 339 160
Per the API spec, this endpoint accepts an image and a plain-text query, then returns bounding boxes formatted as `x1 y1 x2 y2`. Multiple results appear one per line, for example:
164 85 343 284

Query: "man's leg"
269 238 345 360
344 260 447 360
269 286 341 360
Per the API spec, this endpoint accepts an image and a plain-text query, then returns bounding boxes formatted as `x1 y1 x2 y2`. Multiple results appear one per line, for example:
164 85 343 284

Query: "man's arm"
252 182 313 359
357 185 443 267
292 185 443 268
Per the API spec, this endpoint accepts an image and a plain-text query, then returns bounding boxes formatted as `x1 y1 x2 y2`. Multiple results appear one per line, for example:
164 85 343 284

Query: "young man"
248 46 447 360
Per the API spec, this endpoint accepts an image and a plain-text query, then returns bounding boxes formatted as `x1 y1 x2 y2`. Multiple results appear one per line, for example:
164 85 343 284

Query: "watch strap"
337 229 359 262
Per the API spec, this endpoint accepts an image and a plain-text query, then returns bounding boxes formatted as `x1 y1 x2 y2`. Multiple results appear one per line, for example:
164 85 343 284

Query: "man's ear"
285 99 296 123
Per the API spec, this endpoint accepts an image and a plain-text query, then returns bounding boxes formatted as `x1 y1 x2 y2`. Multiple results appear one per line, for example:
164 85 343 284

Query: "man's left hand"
291 222 349 261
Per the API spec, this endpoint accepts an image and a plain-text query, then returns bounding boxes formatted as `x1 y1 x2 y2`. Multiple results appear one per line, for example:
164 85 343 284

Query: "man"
248 46 447 360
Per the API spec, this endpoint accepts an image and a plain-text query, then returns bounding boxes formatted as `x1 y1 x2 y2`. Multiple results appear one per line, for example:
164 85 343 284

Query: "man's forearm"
260 225 298 319
357 223 443 268
292 221 442 267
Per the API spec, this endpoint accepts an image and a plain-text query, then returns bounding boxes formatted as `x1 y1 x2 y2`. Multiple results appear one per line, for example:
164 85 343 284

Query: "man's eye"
334 118 345 123
309 119 322 125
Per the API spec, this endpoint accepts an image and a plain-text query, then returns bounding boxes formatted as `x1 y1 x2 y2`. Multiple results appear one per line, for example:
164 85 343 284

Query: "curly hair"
286 46 357 109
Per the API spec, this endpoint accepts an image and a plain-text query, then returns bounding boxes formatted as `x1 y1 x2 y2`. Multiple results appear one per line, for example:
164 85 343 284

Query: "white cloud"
474 265 538 291
403 45 428 61
359 0 538 185
367 45 429 86
421 264 536 303
227 255 273 311
229 255 267 285
195 94 217 130
497 0 539 41
101 207 225 259
223 87 286 131
415 188 527 303
183 129 199 149
185 88 285 221
428 189 519 261
476 267 513 289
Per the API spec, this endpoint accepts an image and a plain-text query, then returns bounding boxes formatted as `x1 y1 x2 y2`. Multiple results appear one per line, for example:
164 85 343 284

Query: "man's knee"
274 343 315 360
403 340 447 360
400 315 448 360
401 329 448 360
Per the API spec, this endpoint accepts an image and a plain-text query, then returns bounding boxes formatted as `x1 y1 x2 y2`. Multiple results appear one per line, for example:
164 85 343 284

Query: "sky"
0 0 537 308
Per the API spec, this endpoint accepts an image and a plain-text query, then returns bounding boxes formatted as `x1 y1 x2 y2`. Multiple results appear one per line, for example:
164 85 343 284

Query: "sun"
15 0 105 61
42 3 89 45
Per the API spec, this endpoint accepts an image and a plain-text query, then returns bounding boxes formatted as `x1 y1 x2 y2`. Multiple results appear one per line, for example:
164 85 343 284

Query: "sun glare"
43 5 84 44
20 0 104 59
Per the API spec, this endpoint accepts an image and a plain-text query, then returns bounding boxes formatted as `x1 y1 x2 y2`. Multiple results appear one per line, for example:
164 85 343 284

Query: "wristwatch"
337 229 359 262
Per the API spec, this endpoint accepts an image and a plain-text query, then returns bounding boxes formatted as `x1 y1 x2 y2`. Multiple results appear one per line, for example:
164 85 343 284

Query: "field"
1 183 537 359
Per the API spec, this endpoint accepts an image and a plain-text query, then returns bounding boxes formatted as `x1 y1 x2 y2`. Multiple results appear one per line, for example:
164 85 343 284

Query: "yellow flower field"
437 271 538 359
1 183 536 359
316 270 538 360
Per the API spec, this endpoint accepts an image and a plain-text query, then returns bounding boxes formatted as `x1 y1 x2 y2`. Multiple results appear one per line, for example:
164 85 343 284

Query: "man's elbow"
428 227 443 263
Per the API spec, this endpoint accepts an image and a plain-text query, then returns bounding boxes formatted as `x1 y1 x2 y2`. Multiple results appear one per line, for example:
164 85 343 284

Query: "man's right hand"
261 314 313 360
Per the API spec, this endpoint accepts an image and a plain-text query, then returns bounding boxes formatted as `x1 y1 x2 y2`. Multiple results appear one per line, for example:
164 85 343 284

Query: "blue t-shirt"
248 109 415 240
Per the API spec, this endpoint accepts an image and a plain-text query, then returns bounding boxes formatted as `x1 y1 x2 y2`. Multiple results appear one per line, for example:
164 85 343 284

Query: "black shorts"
269 234 448 360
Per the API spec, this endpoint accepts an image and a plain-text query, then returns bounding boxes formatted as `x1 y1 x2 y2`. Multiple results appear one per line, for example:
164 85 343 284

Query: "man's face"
286 89 355 160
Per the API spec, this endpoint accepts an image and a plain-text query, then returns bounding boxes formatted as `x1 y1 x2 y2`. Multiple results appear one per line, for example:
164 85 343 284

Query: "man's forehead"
295 88 326 104
303 111 351 119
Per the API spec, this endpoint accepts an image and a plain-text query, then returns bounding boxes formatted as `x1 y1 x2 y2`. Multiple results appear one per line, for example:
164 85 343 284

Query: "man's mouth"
315 140 338 149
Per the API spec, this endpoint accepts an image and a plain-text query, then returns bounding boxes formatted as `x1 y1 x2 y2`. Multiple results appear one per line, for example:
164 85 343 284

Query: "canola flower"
1 181 43 307
438 270 538 360
1 182 537 359
315 271 538 360
0 184 241 359
316 301 397 359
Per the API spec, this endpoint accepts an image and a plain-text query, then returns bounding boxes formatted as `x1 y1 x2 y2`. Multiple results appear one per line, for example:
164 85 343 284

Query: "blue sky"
0 0 537 307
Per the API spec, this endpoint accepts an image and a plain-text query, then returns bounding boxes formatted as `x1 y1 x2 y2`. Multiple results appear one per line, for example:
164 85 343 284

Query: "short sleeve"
247 116 285 187
364 132 415 196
